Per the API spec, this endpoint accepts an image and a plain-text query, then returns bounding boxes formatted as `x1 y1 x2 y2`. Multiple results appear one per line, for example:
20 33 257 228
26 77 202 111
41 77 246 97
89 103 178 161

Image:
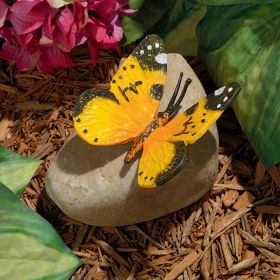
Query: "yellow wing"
163 83 241 144
138 139 187 188
138 83 241 188
73 34 167 145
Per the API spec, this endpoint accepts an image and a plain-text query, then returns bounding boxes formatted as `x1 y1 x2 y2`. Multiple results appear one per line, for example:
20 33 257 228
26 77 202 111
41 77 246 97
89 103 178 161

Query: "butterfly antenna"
172 78 192 109
166 72 183 112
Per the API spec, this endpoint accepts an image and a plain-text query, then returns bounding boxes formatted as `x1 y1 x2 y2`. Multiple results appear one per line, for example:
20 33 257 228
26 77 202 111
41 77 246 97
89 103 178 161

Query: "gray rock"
45 54 218 226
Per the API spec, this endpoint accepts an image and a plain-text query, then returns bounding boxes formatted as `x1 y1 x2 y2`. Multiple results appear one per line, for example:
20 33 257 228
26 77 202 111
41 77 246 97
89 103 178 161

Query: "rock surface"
45 54 219 226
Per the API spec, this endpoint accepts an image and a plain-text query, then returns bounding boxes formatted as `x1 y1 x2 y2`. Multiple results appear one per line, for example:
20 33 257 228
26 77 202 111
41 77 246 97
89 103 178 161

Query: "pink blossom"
0 0 135 72
39 12 55 46
86 17 118 65
53 6 77 52
0 27 40 70
8 0 49 35
87 0 135 41
37 45 74 72
73 2 88 46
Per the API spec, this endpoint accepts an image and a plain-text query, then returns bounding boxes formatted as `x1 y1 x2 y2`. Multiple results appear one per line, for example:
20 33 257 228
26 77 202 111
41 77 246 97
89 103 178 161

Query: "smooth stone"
45 54 219 226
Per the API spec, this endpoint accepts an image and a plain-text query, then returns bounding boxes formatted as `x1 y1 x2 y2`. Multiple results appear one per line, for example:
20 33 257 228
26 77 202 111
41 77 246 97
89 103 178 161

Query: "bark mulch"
1 46 280 280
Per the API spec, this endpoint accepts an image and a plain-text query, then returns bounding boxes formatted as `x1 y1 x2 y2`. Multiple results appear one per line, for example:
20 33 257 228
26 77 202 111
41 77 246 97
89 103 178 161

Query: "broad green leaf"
124 0 280 52
123 0 174 44
197 3 280 165
156 1 207 56
0 183 82 280
124 0 205 55
0 146 41 196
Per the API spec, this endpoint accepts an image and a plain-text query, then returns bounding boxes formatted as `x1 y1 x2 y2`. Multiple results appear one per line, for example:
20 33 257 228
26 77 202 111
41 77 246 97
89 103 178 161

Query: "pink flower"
8 0 50 35
88 0 135 41
0 0 135 72
0 27 40 70
53 6 77 52
39 12 55 46
86 17 118 65
72 2 88 45
37 45 74 72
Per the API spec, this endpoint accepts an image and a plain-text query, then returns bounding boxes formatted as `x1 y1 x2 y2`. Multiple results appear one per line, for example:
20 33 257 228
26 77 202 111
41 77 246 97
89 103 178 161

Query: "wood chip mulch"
1 46 280 280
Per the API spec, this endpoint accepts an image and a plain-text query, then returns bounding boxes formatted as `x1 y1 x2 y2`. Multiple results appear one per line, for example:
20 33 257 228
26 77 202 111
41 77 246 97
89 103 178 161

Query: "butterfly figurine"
73 34 241 188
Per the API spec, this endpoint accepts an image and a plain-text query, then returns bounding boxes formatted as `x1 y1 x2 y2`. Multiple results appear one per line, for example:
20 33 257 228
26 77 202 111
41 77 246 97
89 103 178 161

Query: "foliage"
0 146 41 196
197 3 280 166
122 0 174 44
0 183 82 280
0 147 82 279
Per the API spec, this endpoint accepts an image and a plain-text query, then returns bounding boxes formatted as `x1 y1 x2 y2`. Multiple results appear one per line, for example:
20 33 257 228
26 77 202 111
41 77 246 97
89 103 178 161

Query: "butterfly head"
156 111 170 126
205 83 241 111
159 73 192 122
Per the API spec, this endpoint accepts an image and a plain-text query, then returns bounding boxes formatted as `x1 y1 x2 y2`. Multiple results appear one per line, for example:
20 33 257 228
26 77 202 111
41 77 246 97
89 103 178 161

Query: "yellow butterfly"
73 35 241 188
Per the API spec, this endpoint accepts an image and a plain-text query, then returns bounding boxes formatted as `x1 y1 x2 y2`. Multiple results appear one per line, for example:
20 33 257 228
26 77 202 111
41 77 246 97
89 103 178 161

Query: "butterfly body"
73 35 241 188
124 112 170 163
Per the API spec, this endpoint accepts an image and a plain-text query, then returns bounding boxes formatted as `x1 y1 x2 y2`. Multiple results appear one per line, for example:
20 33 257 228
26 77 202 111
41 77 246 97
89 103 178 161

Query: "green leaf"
0 183 82 280
124 0 279 50
0 146 41 196
124 0 206 55
123 0 174 44
156 1 207 56
197 3 280 165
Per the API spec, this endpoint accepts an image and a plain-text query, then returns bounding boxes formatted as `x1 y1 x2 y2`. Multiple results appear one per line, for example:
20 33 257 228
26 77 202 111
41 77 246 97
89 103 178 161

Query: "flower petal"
0 0 9 28
87 17 111 44
88 0 117 19
10 0 42 13
39 12 55 46
118 7 136 17
73 2 88 30
73 3 88 45
100 33 119 50
0 39 39 71
86 18 119 49
87 40 98 66
54 7 77 52
15 32 34 50
112 19 123 41
37 46 74 73
116 0 136 16
75 32 87 46
9 1 48 34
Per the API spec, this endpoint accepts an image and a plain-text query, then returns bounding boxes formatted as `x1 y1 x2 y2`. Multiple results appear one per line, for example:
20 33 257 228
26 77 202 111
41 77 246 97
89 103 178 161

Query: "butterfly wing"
138 139 187 188
164 83 241 144
73 34 167 145
138 83 241 188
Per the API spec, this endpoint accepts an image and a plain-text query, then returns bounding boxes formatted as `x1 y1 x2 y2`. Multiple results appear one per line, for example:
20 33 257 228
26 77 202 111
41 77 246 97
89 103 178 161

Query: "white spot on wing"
228 87 233 92
140 50 144 55
223 96 229 102
214 86 225 96
155 43 160 48
147 45 152 50
216 104 222 109
155 53 167 64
